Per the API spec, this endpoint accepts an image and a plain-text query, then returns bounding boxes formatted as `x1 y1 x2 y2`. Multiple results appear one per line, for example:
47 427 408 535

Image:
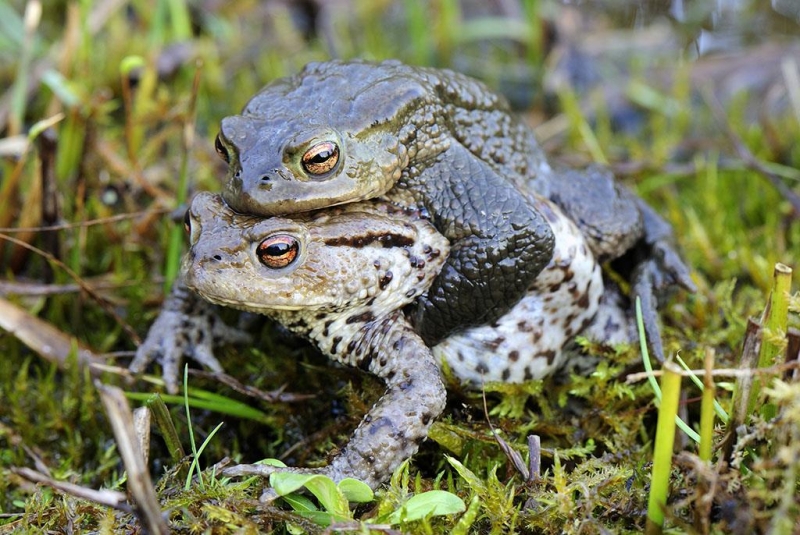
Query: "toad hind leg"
544 165 695 361
225 314 446 490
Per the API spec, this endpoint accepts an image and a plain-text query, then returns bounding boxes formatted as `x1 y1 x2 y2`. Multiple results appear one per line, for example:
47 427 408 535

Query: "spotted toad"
182 192 632 489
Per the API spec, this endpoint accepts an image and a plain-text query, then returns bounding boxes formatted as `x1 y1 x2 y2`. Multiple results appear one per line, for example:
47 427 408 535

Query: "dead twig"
702 85 800 217
0 232 141 344
11 467 132 513
96 382 169 534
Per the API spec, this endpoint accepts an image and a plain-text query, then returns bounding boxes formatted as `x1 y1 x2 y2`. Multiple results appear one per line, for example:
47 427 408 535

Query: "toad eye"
301 141 339 175
183 209 191 233
257 234 300 269
214 134 230 164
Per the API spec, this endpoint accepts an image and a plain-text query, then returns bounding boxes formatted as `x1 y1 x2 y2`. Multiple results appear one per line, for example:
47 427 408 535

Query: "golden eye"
258 234 300 269
214 134 230 163
301 141 339 175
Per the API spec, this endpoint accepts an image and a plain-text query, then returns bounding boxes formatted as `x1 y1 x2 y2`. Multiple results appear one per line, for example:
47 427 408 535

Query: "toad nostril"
260 175 271 183
213 255 222 261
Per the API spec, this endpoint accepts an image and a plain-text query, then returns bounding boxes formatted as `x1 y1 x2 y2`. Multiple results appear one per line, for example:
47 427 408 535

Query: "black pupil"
310 149 332 163
183 210 191 230
266 242 292 257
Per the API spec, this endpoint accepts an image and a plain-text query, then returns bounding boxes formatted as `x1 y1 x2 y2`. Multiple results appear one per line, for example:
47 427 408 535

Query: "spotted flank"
433 195 630 384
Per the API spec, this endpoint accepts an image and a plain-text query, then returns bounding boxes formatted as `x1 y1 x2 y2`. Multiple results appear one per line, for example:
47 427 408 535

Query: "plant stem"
698 348 715 462
646 361 682 535
747 263 791 417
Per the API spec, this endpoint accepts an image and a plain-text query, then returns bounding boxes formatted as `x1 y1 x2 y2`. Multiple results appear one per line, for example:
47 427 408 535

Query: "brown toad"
181 192 632 489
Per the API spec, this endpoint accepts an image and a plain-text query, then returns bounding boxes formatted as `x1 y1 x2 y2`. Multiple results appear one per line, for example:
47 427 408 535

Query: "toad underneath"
181 192 634 489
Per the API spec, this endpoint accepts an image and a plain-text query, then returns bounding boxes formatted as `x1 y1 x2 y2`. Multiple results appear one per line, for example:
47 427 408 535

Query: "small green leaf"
271 472 320 497
297 510 340 526
445 456 487 494
388 490 466 523
281 493 318 514
337 478 374 503
303 476 350 517
260 458 287 468
270 472 350 518
286 522 305 535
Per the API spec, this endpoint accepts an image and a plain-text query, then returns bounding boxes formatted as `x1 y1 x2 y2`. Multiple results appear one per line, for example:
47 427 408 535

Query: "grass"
1 0 800 533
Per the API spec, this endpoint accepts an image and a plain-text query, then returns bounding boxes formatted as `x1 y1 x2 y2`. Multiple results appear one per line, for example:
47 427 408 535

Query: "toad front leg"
130 279 252 393
404 143 555 346
225 315 446 490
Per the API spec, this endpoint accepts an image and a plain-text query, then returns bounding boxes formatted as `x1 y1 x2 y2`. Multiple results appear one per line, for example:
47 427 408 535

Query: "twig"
702 85 800 217
0 296 105 372
0 232 141 345
96 382 169 534
11 467 132 513
0 208 171 233
625 359 800 383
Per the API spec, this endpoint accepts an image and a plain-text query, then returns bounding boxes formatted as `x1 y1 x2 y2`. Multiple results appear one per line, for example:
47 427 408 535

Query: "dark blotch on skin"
408 255 426 269
577 290 591 309
331 336 342 354
325 232 414 248
502 368 511 381
346 311 376 324
289 318 308 330
368 416 396 436
539 349 557 364
568 281 580 298
359 353 373 371
379 271 394 289
509 350 520 362
487 336 505 350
